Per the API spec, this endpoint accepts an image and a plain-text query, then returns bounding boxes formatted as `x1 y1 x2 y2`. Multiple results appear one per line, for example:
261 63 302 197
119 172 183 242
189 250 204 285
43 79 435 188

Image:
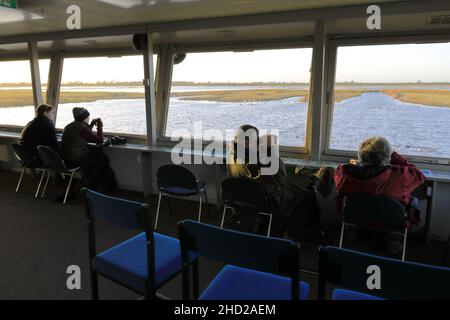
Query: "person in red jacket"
334 136 426 228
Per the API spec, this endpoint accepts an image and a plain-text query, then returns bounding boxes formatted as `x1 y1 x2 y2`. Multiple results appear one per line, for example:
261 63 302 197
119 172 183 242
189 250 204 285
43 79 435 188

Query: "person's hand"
349 159 359 165
96 118 103 128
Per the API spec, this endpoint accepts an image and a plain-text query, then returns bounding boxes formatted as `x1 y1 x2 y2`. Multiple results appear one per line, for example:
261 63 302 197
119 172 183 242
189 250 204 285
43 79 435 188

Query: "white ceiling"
0 0 449 58
0 0 410 37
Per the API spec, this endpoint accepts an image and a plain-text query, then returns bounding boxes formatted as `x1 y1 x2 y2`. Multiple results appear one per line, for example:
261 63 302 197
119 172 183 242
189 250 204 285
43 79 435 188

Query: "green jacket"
61 121 90 163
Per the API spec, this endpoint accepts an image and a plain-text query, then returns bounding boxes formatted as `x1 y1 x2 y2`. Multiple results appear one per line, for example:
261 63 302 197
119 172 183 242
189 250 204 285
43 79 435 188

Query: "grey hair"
358 136 392 167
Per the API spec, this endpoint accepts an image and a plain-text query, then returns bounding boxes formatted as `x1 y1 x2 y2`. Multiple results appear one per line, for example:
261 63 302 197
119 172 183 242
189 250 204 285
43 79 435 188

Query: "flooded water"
1 86 450 158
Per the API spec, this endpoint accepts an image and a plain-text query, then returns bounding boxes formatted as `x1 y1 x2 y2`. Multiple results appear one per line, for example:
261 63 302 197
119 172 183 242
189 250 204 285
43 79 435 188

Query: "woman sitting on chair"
334 136 426 251
227 124 320 241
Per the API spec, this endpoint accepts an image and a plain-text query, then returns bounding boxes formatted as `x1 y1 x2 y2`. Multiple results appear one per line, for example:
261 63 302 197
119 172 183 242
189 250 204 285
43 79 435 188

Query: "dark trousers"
282 190 321 241
73 149 116 192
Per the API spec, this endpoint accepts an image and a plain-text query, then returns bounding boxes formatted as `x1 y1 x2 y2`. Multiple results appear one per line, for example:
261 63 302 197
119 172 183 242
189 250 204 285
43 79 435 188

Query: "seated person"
61 107 116 192
19 103 58 165
227 124 320 241
334 136 426 250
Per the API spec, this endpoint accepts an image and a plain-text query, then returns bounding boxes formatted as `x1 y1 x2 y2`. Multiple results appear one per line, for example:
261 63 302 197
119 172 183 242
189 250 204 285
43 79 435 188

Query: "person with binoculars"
61 107 117 193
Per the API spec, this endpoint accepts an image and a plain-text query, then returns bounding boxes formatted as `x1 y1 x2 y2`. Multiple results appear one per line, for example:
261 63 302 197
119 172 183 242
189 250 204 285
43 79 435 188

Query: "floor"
0 169 448 300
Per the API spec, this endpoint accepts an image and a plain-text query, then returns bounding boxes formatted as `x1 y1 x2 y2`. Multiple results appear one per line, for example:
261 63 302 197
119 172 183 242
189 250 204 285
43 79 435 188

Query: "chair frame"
11 143 46 198
339 195 408 261
220 204 273 237
82 188 181 300
15 166 47 198
318 246 450 300
37 145 81 204
220 177 273 237
40 167 81 204
178 220 301 300
154 165 208 230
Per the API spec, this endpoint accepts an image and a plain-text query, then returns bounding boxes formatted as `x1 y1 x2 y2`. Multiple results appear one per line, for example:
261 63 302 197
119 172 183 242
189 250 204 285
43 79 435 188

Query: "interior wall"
2 137 448 241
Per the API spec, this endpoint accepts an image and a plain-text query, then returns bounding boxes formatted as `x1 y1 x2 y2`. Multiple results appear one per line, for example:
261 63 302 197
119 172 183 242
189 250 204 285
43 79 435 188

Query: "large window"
165 48 313 147
329 42 450 160
0 59 50 127
59 55 154 135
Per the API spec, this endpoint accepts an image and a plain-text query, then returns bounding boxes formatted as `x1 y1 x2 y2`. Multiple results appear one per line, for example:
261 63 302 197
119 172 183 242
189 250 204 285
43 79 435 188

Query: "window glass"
58 55 155 135
330 43 450 159
166 48 313 147
0 59 50 127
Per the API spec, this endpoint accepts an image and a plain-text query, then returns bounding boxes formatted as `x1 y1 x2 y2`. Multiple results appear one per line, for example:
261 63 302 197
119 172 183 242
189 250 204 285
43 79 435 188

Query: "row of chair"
82 188 450 300
157 164 410 261
10 145 441 263
11 143 81 204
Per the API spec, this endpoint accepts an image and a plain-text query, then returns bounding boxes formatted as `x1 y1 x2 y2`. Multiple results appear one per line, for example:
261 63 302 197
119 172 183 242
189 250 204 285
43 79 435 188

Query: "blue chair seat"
332 289 383 300
161 181 206 196
199 265 310 300
92 232 186 294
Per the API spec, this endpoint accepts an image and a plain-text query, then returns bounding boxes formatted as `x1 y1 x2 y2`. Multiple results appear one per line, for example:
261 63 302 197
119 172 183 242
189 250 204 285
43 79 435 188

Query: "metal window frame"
321 33 450 166
158 39 315 155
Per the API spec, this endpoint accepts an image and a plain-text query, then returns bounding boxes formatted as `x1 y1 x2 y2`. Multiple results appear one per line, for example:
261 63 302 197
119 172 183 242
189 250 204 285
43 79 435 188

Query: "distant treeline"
1 81 450 87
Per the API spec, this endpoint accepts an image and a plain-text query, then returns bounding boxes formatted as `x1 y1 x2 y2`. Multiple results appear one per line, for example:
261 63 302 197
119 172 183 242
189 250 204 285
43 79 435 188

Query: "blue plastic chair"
82 188 194 299
340 193 408 261
178 220 310 300
319 246 450 300
155 164 208 230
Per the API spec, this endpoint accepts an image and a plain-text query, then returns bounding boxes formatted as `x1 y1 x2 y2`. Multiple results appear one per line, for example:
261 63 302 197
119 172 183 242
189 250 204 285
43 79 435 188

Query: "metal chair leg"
220 205 228 228
41 170 52 198
267 214 273 237
63 171 75 204
339 221 345 248
203 189 210 218
155 192 162 231
401 228 408 261
35 169 47 198
197 195 202 222
15 167 26 193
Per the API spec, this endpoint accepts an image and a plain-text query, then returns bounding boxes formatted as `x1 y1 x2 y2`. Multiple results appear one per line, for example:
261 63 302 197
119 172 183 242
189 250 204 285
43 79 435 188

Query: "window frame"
0 58 48 131
322 34 450 166
159 40 315 156
59 53 155 142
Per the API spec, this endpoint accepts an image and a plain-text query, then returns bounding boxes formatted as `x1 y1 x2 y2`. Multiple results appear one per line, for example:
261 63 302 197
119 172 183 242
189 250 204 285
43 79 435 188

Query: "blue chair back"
81 188 156 298
37 145 69 173
319 246 450 300
343 193 405 231
157 164 198 191
82 188 150 230
178 220 299 279
221 177 270 213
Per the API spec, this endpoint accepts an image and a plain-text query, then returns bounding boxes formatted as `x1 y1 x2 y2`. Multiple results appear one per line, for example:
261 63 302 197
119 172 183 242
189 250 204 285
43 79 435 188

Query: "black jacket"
19 116 58 157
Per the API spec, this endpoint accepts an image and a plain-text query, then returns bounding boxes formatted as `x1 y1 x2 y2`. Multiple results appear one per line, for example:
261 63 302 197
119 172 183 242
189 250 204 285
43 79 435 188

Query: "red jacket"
334 152 426 215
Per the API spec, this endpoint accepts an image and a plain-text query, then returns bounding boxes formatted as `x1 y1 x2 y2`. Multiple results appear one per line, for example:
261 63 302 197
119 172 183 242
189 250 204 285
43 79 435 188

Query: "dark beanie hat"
72 107 90 121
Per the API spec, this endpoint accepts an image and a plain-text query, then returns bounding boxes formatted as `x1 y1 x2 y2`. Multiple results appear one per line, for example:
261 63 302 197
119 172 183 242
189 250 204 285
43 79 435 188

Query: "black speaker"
132 33 147 51
174 53 186 64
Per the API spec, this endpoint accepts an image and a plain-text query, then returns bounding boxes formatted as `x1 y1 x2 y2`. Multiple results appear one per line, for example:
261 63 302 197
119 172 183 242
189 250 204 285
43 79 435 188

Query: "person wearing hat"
61 107 116 192
19 104 58 163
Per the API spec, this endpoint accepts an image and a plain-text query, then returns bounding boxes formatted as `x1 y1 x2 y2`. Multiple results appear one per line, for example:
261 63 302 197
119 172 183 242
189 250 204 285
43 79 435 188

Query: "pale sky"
1 43 450 84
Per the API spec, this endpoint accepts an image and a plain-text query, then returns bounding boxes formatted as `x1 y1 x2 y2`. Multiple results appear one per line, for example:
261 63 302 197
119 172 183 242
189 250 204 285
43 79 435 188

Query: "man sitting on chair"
61 107 116 192
334 136 426 252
